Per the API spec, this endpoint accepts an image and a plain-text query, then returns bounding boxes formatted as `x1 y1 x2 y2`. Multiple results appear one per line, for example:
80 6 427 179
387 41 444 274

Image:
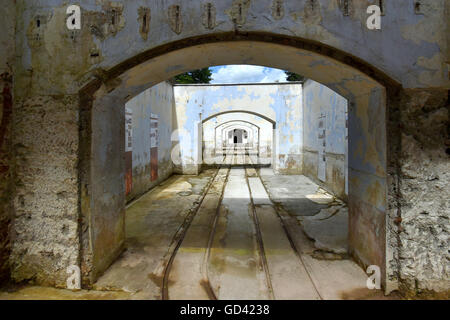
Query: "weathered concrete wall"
203 118 257 151
0 0 16 286
387 89 449 296
13 0 446 94
174 83 302 174
275 84 303 174
12 95 80 287
125 81 174 202
83 91 126 285
303 80 348 199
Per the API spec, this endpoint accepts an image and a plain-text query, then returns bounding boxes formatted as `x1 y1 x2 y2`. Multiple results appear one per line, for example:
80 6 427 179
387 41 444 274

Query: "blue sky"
210 65 288 84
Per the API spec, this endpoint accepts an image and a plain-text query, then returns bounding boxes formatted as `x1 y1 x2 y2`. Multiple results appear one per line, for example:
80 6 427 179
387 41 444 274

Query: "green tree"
284 71 305 82
172 68 213 84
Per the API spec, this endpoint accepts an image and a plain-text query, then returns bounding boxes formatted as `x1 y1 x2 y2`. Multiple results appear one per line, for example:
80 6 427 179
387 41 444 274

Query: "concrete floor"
0 154 400 300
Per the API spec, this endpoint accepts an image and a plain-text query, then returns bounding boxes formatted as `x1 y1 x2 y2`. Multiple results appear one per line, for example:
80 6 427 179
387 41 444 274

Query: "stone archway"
77 37 390 290
203 110 276 127
203 111 275 163
7 1 448 296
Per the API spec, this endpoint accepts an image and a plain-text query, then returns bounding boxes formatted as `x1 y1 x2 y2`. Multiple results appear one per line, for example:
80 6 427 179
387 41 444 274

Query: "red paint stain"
125 151 132 195
151 147 158 181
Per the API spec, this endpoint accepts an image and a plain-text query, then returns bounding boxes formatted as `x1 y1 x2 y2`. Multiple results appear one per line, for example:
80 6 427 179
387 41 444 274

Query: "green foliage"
284 71 305 82
172 68 213 84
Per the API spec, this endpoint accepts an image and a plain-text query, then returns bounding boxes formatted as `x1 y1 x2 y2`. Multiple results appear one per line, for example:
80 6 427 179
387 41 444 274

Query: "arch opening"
202 111 275 168
79 37 389 294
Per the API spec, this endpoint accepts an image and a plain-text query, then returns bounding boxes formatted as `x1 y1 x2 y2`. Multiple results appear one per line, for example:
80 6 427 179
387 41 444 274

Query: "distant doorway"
233 129 246 144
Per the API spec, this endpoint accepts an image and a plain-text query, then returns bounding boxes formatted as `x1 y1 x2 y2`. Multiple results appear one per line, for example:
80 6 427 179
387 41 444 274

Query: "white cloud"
211 65 287 84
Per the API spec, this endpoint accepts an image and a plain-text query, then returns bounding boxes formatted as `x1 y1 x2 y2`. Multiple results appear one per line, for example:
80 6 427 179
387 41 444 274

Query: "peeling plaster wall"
125 81 174 202
13 0 449 98
173 83 302 174
85 90 126 285
303 80 348 199
12 95 80 287
0 0 16 285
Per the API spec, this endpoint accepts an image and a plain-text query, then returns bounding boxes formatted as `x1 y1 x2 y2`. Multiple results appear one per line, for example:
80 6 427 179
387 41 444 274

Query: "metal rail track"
161 155 231 300
162 148 322 300
161 158 226 300
251 160 324 300
201 165 231 300
245 162 276 300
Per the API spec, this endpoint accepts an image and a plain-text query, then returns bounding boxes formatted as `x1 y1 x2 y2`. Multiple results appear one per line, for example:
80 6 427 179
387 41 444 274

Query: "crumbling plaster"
303 79 348 199
13 0 449 98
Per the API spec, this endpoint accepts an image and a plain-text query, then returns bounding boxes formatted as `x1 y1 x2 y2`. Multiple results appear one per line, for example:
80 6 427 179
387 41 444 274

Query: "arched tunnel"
0 0 448 301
